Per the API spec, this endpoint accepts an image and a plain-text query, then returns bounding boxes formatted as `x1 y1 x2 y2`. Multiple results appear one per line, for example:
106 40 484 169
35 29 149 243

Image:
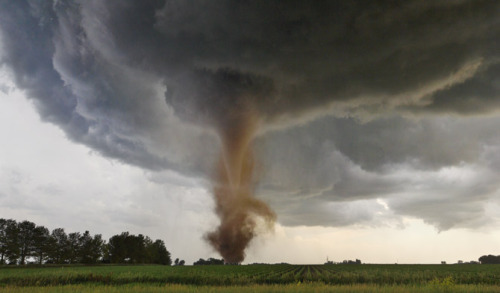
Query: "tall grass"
2 283 500 293
1 264 500 288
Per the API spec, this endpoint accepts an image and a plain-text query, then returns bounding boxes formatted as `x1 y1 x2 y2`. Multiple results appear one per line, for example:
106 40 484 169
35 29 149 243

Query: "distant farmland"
1 264 500 292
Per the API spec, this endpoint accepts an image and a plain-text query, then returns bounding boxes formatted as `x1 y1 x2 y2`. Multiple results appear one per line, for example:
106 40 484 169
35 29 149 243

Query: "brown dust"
206 110 276 264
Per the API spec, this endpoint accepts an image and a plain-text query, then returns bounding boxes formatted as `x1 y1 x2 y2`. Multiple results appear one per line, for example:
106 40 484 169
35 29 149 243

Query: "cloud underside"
0 0 499 230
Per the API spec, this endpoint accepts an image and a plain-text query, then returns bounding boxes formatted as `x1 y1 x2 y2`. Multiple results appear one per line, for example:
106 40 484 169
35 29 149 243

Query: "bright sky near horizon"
1 1 500 264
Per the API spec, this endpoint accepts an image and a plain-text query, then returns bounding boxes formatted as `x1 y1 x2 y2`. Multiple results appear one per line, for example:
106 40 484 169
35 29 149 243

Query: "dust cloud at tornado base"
206 106 275 263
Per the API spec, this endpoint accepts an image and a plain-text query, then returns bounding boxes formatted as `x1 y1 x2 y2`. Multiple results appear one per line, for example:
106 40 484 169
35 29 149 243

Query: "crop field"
1 264 500 292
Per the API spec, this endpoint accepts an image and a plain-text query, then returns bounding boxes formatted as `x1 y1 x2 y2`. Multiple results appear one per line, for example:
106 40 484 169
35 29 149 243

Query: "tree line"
193 257 224 265
0 218 172 265
479 255 500 264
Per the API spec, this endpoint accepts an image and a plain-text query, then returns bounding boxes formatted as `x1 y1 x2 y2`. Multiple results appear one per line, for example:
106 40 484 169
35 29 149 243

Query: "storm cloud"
0 0 499 232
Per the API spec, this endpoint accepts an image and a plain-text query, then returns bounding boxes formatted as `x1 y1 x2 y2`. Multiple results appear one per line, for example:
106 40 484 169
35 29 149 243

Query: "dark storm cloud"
406 63 500 115
1 0 499 230
154 0 499 121
257 115 500 229
1 0 498 158
0 0 219 174
258 115 500 191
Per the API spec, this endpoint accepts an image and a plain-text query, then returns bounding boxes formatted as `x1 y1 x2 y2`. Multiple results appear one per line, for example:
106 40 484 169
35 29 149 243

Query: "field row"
1 264 500 287
4 283 500 293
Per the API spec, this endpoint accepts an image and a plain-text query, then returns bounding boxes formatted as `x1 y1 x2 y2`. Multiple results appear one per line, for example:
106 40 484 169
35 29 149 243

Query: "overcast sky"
1 0 499 264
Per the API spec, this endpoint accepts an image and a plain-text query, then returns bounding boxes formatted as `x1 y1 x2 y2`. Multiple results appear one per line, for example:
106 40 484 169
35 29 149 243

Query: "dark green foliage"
79 231 104 264
32 226 50 265
479 255 500 264
17 220 37 265
0 218 172 266
108 232 145 264
341 259 362 265
47 228 70 264
193 258 225 265
0 218 7 264
67 232 81 264
0 219 19 264
147 239 171 265
107 233 127 263
107 233 171 265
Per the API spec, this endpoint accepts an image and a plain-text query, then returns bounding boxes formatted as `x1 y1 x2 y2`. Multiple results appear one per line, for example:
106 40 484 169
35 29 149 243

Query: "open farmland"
1 264 500 292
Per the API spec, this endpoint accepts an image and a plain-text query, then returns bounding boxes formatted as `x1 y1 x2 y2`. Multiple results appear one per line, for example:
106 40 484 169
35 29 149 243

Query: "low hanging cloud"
0 0 499 233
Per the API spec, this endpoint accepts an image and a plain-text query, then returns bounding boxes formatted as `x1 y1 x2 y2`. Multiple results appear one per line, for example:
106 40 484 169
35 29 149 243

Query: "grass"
1 264 500 292
2 283 500 293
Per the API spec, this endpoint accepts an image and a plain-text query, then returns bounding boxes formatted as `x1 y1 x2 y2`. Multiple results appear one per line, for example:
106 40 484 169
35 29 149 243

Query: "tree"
91 234 105 263
108 232 130 263
17 220 37 264
342 259 362 265
101 241 111 263
147 239 171 265
79 231 104 264
173 256 185 266
0 219 11 264
47 228 70 264
32 225 50 265
193 258 224 265
127 234 148 264
0 219 173 266
4 220 20 264
108 232 170 265
142 236 153 263
479 255 500 264
67 232 81 264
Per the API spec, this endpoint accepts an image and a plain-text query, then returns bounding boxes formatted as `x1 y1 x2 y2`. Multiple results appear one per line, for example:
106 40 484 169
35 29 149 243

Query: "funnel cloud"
206 106 275 263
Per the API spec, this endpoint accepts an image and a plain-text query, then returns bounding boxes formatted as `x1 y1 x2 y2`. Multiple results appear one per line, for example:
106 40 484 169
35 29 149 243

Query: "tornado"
166 68 277 263
1 0 497 265
206 107 276 264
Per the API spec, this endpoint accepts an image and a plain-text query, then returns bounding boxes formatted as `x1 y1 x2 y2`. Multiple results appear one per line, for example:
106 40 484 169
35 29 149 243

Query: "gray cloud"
405 63 500 115
1 0 499 230
257 115 500 229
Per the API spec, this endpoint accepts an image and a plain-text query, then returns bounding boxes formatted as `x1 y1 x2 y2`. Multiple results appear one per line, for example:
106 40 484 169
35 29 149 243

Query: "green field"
1 264 500 292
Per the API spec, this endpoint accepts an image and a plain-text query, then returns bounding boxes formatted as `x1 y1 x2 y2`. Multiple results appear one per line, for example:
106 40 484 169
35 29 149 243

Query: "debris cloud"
206 106 275 263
